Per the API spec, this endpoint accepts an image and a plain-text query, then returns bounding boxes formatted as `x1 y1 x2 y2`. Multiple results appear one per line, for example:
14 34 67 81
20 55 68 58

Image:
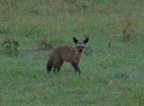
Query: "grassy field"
0 0 144 106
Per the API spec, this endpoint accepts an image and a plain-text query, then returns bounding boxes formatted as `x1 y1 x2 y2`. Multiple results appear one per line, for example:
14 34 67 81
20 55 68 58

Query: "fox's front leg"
71 62 81 74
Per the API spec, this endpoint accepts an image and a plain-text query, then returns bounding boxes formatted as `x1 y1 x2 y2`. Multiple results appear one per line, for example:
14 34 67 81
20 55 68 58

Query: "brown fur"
47 37 89 74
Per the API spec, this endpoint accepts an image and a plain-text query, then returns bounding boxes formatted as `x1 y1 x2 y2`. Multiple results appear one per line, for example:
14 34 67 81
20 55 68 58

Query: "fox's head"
73 37 89 52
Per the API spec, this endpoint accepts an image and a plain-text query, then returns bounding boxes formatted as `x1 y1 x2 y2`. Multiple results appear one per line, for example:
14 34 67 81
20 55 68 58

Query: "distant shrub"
122 21 137 41
38 38 53 50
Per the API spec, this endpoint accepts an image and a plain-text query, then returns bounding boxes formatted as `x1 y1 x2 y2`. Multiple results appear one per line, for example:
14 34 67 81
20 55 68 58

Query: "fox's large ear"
83 37 89 44
73 37 78 44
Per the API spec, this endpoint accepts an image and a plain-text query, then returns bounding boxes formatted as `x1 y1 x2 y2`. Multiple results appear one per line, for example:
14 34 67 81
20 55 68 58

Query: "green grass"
0 0 144 106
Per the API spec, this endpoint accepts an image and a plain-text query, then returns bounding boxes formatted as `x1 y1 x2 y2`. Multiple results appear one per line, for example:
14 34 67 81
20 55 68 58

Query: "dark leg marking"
71 63 81 74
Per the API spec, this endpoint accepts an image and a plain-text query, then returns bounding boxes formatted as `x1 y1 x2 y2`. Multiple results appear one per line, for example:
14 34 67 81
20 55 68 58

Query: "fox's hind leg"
53 60 63 73
57 60 63 72
51 53 60 73
53 63 58 73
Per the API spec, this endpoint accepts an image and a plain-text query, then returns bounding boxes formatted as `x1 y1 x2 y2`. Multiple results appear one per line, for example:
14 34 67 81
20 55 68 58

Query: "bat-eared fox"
47 37 89 74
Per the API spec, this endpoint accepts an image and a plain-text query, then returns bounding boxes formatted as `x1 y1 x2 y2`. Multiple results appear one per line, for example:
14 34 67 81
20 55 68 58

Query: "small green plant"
1 38 19 56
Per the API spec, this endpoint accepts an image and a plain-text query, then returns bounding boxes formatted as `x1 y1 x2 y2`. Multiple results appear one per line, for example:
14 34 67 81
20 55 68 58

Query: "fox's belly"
61 55 73 62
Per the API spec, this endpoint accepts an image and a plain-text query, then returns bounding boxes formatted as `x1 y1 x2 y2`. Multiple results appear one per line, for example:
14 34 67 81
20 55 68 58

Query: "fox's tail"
47 56 53 73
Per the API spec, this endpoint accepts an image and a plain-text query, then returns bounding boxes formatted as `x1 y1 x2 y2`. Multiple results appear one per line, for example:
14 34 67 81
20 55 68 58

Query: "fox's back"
52 45 75 62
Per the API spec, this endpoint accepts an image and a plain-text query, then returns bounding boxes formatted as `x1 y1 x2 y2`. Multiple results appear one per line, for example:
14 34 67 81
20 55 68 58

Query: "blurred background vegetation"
0 0 144 38
0 0 144 55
